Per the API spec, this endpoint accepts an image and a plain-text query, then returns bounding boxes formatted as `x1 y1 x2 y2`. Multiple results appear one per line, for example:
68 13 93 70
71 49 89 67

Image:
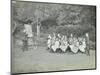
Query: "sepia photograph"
11 0 96 74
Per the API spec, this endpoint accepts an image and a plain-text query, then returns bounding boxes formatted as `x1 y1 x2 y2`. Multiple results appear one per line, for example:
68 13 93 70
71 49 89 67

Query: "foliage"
12 1 96 27
12 1 96 42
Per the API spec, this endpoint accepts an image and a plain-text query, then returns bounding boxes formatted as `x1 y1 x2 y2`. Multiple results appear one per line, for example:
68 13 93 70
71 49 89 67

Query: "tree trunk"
37 18 41 38
37 24 40 38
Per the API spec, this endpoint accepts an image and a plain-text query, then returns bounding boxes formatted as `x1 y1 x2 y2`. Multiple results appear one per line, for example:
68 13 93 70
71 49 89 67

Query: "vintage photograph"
11 0 96 74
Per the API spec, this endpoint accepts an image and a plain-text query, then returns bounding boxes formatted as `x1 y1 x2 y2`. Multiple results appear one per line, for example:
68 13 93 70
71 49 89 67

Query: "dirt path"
11 45 95 73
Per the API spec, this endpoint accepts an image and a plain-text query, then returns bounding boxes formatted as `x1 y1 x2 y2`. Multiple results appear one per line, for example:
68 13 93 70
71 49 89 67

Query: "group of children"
47 33 90 55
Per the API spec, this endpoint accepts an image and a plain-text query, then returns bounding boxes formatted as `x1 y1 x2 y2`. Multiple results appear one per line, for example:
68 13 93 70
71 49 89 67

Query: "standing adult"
85 33 90 55
23 19 33 46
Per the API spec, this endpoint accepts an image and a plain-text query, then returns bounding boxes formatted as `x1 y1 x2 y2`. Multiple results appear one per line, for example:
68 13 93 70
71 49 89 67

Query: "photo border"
11 0 97 75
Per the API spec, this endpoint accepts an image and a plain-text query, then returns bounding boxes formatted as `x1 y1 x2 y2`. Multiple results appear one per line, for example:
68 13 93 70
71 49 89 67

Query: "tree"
36 18 41 38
